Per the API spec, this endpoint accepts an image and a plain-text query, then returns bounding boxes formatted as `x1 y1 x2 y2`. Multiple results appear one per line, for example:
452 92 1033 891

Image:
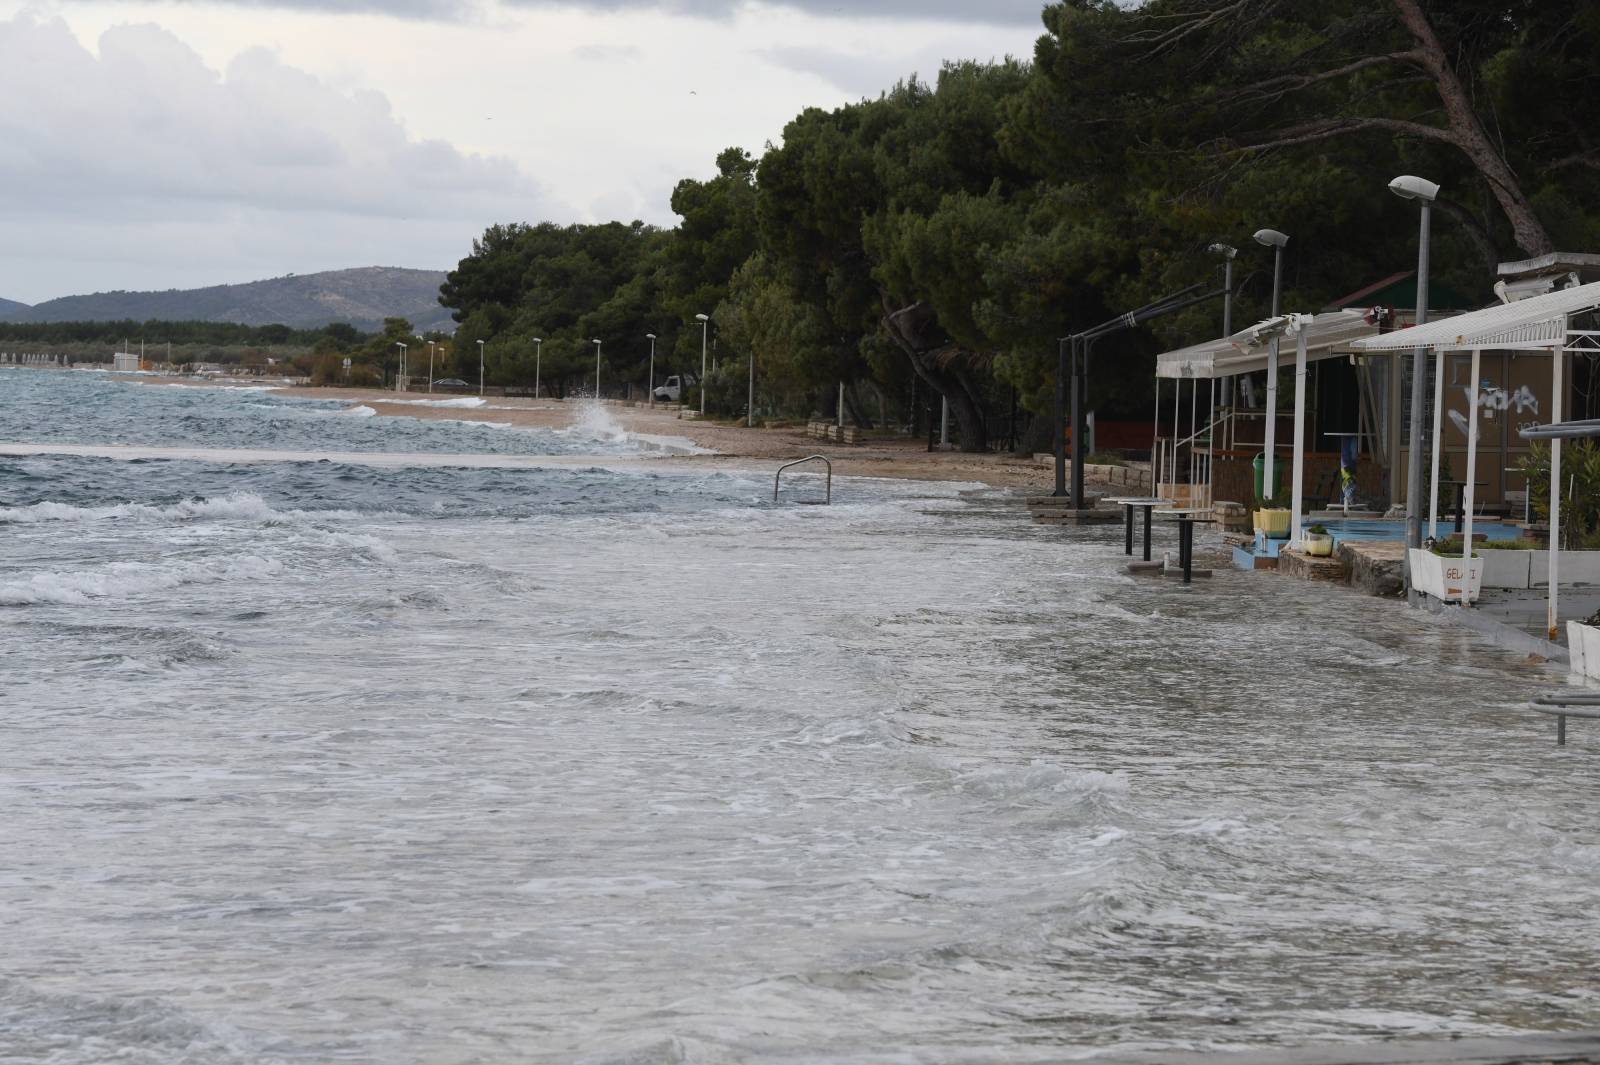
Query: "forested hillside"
3 268 450 332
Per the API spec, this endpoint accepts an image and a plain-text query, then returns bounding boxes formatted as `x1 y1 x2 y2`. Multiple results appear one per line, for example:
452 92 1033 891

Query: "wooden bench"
1529 692 1600 746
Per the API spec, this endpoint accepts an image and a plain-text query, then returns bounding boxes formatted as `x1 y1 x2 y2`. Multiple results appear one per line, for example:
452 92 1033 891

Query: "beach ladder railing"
774 455 832 505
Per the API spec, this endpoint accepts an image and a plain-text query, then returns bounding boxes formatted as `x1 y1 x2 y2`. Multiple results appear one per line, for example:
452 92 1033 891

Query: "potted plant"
1253 487 1292 539
1567 607 1600 679
1409 537 1483 603
1303 523 1334 557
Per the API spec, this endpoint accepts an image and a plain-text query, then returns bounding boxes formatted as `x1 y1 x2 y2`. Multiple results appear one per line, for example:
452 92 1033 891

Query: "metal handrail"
774 455 832 504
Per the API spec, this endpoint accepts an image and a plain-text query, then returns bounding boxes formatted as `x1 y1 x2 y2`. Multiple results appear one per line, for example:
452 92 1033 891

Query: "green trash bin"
1252 451 1283 503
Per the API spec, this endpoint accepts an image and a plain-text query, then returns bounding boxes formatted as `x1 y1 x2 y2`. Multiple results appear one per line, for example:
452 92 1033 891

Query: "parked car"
652 374 696 402
434 378 469 387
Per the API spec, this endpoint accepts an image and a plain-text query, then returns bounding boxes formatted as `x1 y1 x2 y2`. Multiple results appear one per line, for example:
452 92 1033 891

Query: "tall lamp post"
695 313 709 417
477 339 485 397
395 342 406 391
1391 174 1440 604
645 333 656 408
427 340 436 393
532 337 542 399
592 338 603 399
1204 242 1238 495
747 345 755 427
1252 228 1289 500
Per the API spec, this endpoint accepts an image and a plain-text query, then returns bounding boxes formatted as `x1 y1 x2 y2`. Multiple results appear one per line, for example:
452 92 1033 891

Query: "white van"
653 374 696 402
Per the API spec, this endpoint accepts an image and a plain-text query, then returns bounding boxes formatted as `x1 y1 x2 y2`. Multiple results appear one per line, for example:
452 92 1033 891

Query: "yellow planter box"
1254 509 1291 538
1304 533 1334 557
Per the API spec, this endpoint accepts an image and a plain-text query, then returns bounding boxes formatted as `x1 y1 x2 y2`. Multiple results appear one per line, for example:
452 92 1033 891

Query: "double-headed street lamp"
593 338 603 399
532 337 543 399
695 313 710 417
1391 174 1440 587
645 333 657 407
1252 227 1289 496
477 339 485 397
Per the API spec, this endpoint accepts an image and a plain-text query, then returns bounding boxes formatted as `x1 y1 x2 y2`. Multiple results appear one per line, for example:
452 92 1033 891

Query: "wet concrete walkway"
1098 1030 1600 1063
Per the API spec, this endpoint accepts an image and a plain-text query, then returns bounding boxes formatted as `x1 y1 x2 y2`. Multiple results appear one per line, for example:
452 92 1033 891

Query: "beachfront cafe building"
1155 257 1600 527
1351 275 1600 639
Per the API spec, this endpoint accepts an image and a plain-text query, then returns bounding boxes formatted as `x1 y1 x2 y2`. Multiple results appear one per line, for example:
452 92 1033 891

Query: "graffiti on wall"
1447 382 1539 435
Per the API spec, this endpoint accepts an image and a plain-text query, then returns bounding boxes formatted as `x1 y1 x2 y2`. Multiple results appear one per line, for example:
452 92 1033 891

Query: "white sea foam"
342 405 378 417
0 491 383 526
0 555 283 606
386 396 488 409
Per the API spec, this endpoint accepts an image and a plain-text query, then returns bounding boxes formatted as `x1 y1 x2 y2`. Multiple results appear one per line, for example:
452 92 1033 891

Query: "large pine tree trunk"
881 297 990 452
1390 0 1554 256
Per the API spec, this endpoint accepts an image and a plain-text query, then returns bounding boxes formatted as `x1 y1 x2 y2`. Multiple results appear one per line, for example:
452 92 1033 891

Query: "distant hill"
5 268 453 333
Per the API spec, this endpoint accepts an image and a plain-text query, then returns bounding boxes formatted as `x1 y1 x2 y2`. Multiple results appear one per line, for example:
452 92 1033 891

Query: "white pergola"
1351 279 1600 637
1157 309 1379 544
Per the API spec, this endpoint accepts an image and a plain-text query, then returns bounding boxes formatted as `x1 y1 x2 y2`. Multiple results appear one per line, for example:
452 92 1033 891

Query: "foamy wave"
557 401 628 443
0 492 284 525
0 556 283 606
388 396 488 409
342 405 378 417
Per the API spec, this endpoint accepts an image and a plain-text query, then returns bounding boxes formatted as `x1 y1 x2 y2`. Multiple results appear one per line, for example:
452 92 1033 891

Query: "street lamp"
695 313 709 417
1252 228 1289 498
747 344 755 427
395 341 406 391
427 340 436 393
477 339 485 397
1391 174 1440 596
532 337 542 399
1198 242 1238 494
593 338 603 399
645 333 656 408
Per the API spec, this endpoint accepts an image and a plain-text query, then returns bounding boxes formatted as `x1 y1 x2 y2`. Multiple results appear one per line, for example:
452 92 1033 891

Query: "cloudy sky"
0 0 1047 304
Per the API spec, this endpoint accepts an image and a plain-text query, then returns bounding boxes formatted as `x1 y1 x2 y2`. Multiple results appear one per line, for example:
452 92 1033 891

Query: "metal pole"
1461 347 1482 605
1429 349 1445 540
1262 244 1283 497
940 397 949 447
594 339 602 399
1404 200 1432 600
1071 336 1088 509
534 339 542 399
747 347 754 427
1290 326 1309 546
700 319 709 417
428 342 435 393
1172 374 1181 498
1054 336 1068 496
838 381 844 429
1151 376 1162 491
647 336 655 408
1221 257 1234 404
477 340 484 397
1550 351 1565 639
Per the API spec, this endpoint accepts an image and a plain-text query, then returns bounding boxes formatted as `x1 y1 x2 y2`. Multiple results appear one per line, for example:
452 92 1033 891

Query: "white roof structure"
1155 310 1378 379
1351 279 1600 352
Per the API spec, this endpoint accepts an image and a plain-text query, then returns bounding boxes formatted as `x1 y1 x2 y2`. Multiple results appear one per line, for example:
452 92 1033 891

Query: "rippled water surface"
3 370 1599 1063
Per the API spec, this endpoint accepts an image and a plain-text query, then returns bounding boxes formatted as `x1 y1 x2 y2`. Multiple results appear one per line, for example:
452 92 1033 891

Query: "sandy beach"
151 379 1062 489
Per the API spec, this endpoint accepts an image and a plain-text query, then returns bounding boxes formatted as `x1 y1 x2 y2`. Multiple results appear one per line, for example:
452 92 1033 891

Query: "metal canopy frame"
1152 310 1380 547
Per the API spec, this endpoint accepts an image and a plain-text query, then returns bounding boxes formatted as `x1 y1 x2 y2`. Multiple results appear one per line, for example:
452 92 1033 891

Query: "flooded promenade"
2 371 1597 1063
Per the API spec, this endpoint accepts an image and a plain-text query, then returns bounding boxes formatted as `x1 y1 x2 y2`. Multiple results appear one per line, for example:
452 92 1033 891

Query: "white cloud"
0 3 1039 303
0 14 554 300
